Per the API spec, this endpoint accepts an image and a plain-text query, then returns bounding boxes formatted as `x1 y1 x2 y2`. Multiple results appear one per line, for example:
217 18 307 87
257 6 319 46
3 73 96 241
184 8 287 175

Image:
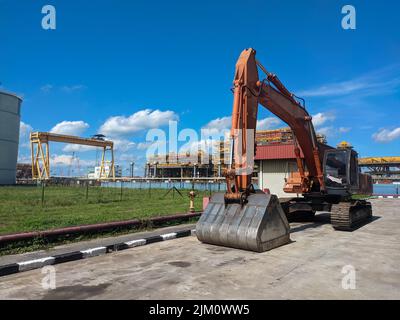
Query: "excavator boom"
225 49 326 198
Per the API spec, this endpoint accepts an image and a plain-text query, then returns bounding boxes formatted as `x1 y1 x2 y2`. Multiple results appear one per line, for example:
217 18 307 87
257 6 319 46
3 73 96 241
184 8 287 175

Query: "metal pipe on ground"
0 212 202 245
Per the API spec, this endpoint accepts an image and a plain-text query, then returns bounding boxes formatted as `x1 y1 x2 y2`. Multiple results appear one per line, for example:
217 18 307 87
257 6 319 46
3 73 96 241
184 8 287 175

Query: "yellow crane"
30 132 115 180
358 157 400 165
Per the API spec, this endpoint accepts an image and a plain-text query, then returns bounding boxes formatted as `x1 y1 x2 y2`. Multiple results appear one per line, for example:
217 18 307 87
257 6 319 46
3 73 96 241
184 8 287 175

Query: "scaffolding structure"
256 127 327 145
358 157 400 182
144 128 328 179
30 132 115 180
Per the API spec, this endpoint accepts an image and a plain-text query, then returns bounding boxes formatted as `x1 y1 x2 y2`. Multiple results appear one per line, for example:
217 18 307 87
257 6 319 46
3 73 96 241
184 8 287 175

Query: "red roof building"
255 144 304 161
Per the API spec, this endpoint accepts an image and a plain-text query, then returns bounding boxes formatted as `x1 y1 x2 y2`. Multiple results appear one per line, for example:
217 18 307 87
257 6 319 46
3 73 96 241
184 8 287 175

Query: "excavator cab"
323 148 360 198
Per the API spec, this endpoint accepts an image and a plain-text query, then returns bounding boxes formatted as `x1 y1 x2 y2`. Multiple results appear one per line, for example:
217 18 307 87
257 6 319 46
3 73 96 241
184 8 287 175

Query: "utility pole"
68 152 75 177
130 161 135 178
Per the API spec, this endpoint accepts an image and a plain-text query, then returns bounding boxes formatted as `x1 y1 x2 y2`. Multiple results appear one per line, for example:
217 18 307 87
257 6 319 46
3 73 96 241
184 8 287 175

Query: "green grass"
351 194 373 200
0 185 208 236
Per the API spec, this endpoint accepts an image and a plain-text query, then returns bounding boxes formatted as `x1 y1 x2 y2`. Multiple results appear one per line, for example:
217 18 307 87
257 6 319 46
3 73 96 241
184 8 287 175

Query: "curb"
0 229 196 277
0 212 201 245
376 195 400 199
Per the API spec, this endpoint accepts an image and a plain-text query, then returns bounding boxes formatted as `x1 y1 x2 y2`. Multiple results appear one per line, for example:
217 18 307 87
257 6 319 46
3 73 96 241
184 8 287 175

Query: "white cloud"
61 85 87 93
113 139 136 152
51 154 94 167
201 116 231 140
52 154 75 166
257 117 281 130
40 84 85 93
62 138 135 153
317 126 352 138
297 65 400 98
17 154 31 163
203 116 232 131
372 127 400 143
201 116 231 139
137 142 153 150
316 126 334 137
50 120 89 136
99 109 179 137
117 153 137 162
203 115 282 132
339 127 351 133
40 84 53 93
19 121 33 149
62 144 97 153
312 112 336 127
20 121 33 137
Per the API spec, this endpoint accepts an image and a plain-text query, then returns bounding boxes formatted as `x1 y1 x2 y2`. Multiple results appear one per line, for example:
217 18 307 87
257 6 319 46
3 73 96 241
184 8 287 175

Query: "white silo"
0 90 23 185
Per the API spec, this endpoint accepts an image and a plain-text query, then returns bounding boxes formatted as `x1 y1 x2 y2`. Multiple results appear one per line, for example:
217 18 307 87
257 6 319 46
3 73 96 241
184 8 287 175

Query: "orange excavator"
196 48 373 252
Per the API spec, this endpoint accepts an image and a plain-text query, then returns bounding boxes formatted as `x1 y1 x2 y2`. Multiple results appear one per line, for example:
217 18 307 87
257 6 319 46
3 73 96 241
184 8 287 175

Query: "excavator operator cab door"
323 149 359 197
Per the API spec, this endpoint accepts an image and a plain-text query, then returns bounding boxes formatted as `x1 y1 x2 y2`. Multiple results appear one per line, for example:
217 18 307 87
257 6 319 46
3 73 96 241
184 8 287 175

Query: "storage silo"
0 90 23 185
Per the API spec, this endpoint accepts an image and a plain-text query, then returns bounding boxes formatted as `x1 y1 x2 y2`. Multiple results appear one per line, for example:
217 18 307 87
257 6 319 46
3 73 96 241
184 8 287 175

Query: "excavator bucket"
196 192 291 252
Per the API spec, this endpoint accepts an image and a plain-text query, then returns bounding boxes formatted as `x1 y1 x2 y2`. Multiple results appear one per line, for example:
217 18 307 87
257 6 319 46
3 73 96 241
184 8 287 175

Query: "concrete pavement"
0 199 399 299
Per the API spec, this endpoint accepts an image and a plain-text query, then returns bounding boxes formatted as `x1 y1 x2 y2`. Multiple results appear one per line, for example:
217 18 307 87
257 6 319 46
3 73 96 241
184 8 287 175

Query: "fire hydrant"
188 190 197 213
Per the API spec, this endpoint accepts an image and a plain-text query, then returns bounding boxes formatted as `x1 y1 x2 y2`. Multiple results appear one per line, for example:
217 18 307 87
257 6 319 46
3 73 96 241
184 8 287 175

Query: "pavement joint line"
0 228 196 278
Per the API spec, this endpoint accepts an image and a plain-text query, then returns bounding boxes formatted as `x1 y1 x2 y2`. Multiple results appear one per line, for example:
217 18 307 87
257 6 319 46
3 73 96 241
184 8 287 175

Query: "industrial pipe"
0 212 202 245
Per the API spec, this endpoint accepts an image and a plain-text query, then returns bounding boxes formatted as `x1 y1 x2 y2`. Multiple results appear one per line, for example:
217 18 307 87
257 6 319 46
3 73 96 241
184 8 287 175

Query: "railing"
102 178 228 192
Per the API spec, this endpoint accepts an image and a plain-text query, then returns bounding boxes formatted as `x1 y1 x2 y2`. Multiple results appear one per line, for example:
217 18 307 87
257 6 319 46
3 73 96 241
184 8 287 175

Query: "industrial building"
145 144 228 178
16 163 32 180
87 164 122 179
0 90 23 185
144 128 328 198
255 128 304 197
255 143 302 197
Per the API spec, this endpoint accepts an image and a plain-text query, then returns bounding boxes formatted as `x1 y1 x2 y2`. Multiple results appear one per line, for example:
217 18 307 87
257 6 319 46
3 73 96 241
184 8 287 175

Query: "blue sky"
1 0 399 176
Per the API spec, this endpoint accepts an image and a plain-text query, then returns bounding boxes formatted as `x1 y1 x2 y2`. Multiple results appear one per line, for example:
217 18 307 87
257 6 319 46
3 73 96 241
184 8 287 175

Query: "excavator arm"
226 48 325 203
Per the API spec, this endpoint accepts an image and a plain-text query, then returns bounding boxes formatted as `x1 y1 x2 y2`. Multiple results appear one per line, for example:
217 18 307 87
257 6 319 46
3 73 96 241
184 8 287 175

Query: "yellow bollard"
188 190 197 213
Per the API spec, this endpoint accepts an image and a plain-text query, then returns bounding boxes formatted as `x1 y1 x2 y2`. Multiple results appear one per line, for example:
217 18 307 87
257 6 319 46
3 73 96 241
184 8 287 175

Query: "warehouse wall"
258 159 298 198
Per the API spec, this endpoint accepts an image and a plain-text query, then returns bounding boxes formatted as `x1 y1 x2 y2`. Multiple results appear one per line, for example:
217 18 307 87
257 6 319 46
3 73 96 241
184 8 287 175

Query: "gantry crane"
30 132 115 180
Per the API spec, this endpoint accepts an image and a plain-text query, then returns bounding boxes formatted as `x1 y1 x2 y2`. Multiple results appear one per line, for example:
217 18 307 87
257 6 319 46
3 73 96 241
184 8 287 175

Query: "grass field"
0 185 207 236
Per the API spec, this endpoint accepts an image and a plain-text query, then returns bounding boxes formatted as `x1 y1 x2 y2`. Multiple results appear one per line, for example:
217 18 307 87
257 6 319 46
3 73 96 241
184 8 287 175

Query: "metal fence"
3 178 228 208
101 179 227 192
373 184 399 196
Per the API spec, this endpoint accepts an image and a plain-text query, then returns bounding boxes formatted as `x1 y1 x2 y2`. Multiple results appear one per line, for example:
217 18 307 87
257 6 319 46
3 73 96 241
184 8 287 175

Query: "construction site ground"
0 198 399 300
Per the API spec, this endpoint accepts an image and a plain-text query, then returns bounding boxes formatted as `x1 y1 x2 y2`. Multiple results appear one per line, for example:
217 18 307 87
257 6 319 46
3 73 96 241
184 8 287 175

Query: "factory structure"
0 90 23 185
145 149 222 179
87 164 122 179
144 128 328 197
